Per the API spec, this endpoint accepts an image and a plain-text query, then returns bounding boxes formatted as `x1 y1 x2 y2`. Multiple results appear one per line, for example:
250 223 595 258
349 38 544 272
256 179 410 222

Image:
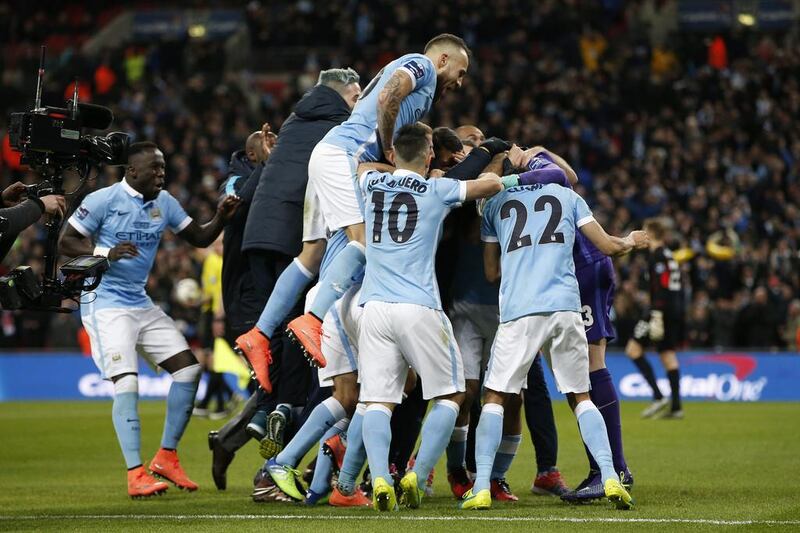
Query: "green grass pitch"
1 400 799 532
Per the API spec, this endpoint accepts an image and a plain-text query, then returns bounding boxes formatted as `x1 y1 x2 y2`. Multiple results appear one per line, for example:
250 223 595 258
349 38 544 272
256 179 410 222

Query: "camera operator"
0 181 65 260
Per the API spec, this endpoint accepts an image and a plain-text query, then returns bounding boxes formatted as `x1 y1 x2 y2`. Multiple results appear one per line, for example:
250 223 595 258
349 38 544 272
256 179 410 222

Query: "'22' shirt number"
499 195 565 253
371 191 418 244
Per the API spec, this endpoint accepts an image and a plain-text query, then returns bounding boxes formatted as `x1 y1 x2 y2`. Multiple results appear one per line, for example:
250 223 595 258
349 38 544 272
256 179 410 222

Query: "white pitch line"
1 515 799 526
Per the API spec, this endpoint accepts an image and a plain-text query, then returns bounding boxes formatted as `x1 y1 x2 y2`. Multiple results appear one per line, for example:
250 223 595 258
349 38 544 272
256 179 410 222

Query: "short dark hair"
424 33 471 57
128 141 159 161
644 217 667 240
432 127 463 158
394 123 432 164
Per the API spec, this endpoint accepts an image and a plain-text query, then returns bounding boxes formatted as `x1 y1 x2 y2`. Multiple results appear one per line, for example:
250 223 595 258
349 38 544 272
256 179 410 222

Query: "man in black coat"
209 69 361 490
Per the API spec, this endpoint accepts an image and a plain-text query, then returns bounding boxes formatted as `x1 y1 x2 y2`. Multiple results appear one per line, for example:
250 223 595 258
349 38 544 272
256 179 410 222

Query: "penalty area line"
1 515 799 526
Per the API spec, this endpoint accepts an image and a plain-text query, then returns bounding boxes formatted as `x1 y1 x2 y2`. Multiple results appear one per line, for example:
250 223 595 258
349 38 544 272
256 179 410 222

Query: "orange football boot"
286 313 326 368
235 327 273 393
149 448 199 491
322 433 347 471
127 465 168 498
329 486 371 507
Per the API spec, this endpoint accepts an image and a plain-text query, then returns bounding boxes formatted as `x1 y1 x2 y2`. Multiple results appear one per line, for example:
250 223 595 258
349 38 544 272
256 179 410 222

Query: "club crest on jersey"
149 207 162 220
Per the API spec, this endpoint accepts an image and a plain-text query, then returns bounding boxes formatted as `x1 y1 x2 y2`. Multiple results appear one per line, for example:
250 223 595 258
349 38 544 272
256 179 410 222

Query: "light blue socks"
412 400 459 489
473 403 504 493
256 258 315 336
276 397 346 467
575 400 616 482
112 376 141 468
309 241 365 319
161 365 201 450
362 404 393 485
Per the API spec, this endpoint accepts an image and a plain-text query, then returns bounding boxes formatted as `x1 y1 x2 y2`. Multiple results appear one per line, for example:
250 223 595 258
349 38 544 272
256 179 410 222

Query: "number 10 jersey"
359 169 466 310
481 183 595 323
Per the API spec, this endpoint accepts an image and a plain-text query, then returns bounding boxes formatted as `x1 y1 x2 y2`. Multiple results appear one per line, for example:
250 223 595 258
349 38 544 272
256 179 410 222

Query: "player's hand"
508 144 528 168
479 137 512 156
628 230 649 249
108 241 139 261
217 194 241 222
429 169 445 178
40 195 66 219
2 182 28 206
452 149 466 163
648 310 665 342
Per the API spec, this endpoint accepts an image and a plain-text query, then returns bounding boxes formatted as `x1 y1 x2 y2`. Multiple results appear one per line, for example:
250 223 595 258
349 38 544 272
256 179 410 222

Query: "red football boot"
235 327 273 393
329 486 372 507
447 467 474 499
491 478 519 501
149 448 199 491
531 467 570 497
286 313 326 368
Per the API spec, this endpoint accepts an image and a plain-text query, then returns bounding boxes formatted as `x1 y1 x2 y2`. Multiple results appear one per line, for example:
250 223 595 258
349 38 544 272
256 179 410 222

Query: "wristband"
93 246 110 257
501 174 520 189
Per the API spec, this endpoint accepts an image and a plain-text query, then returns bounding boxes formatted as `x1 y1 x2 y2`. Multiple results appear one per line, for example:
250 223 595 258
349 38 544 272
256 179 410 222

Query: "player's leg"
398 307 465 509
446 303 481 497
524 355 568 497
288 144 366 365
658 349 683 418
626 316 669 417
358 301 407 511
136 307 201 491
237 235 325 392
547 311 632 510
462 316 540 510
329 402 372 507
490 393 522 501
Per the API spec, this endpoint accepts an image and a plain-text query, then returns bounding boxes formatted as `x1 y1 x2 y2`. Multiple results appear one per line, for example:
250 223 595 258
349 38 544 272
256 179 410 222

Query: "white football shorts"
450 300 499 381
484 311 590 395
307 142 364 232
302 177 327 242
82 304 191 380
358 301 465 404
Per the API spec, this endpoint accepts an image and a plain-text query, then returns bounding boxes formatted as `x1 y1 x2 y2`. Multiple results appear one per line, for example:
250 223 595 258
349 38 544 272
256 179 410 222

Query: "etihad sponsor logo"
78 373 206 398
619 353 767 402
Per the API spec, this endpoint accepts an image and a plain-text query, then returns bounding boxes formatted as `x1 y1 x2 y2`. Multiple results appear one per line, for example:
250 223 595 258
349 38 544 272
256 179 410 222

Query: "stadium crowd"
1 0 799 351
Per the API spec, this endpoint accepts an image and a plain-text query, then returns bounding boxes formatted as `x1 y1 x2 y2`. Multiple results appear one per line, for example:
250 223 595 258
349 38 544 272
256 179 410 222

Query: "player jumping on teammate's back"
460 177 646 511
59 142 240 498
625 218 685 419
357 123 503 512
284 34 471 369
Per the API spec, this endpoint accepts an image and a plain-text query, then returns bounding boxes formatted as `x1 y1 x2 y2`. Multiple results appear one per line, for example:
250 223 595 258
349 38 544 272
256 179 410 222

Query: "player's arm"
483 241 501 283
357 162 395 175
377 70 415 162
464 172 503 201
525 146 579 185
579 220 649 257
177 195 241 248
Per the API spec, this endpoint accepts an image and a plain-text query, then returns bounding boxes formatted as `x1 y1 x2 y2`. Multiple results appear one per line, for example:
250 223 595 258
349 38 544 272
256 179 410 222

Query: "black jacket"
219 151 264 330
242 84 351 256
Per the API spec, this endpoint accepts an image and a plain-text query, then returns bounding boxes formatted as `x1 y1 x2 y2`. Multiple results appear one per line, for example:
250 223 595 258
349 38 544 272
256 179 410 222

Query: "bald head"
246 131 269 163
455 125 485 145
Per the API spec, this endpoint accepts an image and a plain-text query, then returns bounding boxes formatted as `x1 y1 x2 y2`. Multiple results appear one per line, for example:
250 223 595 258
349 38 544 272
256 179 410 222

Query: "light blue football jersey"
321 53 437 162
480 183 594 322
359 169 466 309
68 179 192 311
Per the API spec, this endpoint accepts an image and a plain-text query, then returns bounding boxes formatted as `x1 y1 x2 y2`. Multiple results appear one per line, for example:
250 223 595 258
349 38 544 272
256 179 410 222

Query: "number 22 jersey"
359 169 466 310
481 183 595 323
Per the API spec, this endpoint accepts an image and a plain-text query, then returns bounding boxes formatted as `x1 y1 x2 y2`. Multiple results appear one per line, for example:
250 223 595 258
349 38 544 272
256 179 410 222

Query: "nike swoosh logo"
117 211 130 216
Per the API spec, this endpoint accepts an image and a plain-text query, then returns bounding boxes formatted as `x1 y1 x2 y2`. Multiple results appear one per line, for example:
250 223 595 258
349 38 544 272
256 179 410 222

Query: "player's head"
246 131 269 163
393 122 434 173
643 217 667 247
318 67 362 110
424 33 470 101
455 124 485 145
432 127 463 170
126 141 165 201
